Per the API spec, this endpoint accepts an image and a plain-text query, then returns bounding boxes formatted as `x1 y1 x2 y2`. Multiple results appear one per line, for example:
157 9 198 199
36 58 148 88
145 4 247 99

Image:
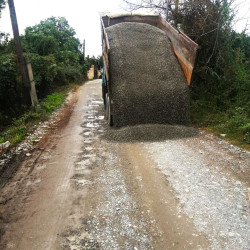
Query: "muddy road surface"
0 79 249 250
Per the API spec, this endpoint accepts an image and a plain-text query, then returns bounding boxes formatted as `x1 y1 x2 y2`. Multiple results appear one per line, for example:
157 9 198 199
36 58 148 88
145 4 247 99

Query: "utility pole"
165 0 169 21
82 39 86 60
8 0 31 106
83 39 85 59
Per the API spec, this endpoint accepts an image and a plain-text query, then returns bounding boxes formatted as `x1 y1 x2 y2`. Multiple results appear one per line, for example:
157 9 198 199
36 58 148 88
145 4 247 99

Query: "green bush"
26 53 58 97
42 93 64 113
0 53 23 122
0 16 92 127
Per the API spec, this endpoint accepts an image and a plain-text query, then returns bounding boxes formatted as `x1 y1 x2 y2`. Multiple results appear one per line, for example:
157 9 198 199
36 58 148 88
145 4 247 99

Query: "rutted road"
0 80 249 249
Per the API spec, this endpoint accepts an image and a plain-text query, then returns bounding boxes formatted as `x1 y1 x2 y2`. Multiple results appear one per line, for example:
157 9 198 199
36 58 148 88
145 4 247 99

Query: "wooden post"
26 58 38 107
8 0 30 105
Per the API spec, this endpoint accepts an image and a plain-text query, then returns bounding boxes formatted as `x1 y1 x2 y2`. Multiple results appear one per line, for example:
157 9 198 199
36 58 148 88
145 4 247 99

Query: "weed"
42 93 65 113
0 83 79 147
191 101 250 150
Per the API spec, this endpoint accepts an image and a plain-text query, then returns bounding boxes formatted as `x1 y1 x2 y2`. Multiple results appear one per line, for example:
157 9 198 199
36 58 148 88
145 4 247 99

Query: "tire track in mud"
63 91 155 249
60 83 208 250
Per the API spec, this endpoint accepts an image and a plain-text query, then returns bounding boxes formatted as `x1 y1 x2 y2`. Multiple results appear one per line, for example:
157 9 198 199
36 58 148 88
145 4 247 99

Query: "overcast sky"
0 0 126 57
0 0 249 57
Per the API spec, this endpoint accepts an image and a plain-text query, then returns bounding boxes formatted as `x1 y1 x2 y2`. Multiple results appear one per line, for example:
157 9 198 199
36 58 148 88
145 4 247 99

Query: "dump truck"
101 14 199 127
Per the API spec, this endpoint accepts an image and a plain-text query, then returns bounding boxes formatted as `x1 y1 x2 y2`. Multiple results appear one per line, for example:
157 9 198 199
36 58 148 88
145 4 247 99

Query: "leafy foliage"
0 0 5 16
0 53 23 124
180 1 250 147
23 17 87 95
0 16 92 128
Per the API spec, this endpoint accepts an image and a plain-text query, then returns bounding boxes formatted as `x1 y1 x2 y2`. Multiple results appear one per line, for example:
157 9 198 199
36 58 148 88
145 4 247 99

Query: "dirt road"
0 80 249 249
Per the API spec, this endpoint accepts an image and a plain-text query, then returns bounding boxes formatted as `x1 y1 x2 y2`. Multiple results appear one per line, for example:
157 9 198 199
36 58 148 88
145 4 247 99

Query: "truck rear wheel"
105 94 113 126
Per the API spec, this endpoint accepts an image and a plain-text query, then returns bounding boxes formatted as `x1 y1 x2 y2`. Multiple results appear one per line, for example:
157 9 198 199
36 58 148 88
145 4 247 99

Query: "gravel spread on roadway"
146 139 250 249
106 22 190 127
102 124 198 142
85 146 152 249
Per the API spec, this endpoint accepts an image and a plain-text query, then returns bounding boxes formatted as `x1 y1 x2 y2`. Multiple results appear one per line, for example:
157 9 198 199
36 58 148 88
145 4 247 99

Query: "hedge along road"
0 79 249 249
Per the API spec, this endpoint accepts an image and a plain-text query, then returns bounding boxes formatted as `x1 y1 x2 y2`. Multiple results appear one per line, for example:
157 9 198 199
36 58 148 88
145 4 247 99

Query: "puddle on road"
82 154 96 158
92 100 103 104
85 147 93 151
75 159 90 168
26 178 41 187
86 122 99 128
83 132 91 136
73 94 106 190
75 179 90 186
64 93 108 249
97 116 104 120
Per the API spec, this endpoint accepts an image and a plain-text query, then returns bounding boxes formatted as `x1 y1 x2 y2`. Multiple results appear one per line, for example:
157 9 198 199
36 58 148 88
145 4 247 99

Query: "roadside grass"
191 103 250 151
0 83 80 147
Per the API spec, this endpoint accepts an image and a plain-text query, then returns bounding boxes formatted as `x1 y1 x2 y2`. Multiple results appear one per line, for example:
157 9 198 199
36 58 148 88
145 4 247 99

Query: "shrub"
0 53 23 120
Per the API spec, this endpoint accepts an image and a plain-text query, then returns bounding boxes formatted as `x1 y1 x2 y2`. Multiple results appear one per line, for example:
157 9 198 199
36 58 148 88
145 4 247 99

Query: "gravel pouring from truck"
101 14 199 127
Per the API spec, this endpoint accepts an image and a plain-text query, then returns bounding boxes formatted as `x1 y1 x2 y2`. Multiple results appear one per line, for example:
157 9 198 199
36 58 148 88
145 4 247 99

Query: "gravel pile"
106 22 190 127
102 124 198 142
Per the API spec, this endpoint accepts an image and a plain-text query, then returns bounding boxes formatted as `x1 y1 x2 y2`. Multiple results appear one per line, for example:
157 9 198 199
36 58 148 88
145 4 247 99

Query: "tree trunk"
8 0 31 106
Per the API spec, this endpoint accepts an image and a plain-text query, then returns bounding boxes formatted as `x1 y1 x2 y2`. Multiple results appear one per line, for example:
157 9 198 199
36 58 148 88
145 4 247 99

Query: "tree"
0 0 5 16
122 0 237 87
123 0 235 25
25 17 80 53
23 17 88 96
8 0 31 106
123 0 192 22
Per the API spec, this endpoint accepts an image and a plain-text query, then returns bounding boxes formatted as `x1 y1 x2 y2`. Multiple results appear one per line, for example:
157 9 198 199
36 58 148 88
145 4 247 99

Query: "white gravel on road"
91 150 152 249
147 140 250 250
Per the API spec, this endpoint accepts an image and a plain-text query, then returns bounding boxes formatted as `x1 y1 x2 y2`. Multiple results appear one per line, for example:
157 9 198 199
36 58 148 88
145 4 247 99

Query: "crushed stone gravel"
106 22 190 127
87 151 152 249
102 124 198 142
147 140 250 249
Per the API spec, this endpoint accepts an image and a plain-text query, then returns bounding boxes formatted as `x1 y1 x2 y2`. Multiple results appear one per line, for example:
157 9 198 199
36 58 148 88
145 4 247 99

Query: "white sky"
232 0 250 33
0 0 126 57
0 0 249 57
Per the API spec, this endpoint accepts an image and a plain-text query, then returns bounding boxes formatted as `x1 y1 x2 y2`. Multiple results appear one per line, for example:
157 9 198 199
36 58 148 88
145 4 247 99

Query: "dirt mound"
106 22 190 127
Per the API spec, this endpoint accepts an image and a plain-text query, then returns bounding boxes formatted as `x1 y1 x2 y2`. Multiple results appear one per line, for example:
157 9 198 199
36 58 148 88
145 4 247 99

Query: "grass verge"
191 101 250 151
0 83 80 147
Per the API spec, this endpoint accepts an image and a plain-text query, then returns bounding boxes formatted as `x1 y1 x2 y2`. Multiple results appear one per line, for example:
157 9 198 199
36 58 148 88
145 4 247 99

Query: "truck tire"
105 94 113 126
